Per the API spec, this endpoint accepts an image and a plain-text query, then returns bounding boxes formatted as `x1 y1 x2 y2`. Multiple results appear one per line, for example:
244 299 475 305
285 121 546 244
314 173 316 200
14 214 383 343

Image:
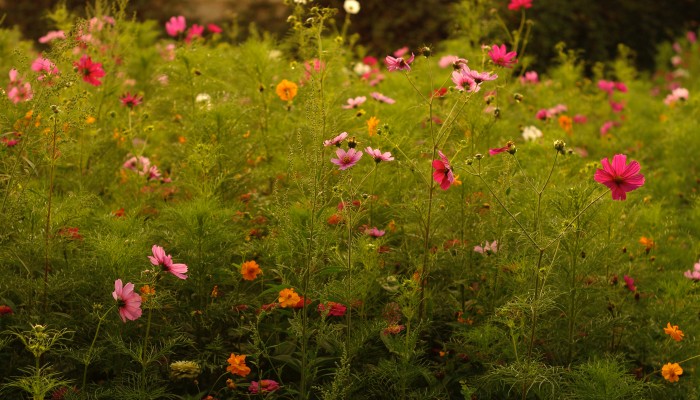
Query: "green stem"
527 249 545 359
82 306 115 389
43 115 59 313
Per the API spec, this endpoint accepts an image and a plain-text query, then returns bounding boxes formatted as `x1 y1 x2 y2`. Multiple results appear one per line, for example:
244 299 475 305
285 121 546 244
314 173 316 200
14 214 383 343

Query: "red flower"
432 150 454 190
0 305 13 316
74 55 105 86
120 92 143 108
317 301 347 317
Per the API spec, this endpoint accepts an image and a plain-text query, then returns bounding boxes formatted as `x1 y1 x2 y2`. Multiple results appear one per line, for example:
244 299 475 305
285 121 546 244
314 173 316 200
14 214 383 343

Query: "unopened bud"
51 105 59 114
553 140 566 154
466 158 474 165
420 46 432 57
474 153 483 160
513 93 523 102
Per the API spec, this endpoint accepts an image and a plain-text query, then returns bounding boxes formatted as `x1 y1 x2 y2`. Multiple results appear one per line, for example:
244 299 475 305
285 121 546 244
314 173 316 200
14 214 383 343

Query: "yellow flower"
664 322 684 342
661 362 683 382
278 288 301 308
367 116 379 136
241 260 262 281
276 79 298 101
226 353 251 377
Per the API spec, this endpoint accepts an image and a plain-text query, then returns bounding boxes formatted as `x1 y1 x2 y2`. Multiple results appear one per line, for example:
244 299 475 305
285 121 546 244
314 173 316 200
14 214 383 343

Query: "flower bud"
474 153 483 160
419 46 432 57
513 93 523 102
51 105 60 114
347 136 359 148
553 140 566 154
465 158 474 165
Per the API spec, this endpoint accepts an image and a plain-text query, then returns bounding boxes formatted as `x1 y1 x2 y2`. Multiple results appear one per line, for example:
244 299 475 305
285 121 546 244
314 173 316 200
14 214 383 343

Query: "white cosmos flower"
344 0 360 14
521 125 543 142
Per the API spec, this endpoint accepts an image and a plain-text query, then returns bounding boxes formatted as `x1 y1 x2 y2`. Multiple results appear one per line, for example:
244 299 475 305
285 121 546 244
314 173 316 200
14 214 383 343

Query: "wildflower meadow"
1 0 700 399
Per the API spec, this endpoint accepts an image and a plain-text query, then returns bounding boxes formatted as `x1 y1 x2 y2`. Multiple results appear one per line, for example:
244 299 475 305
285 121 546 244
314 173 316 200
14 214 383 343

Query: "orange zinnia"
558 115 573 135
276 79 298 101
241 260 262 281
367 116 379 136
226 353 251 377
278 288 301 308
661 362 683 382
663 322 684 342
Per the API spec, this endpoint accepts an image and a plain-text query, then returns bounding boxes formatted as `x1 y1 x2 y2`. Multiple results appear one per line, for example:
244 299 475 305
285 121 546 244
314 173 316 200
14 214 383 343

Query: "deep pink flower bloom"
365 227 386 237
573 114 587 124
598 80 615 95
614 82 628 93
185 24 204 43
474 240 498 254
432 151 454 190
74 56 105 86
120 92 143 108
609 100 624 113
684 260 700 280
207 23 222 33
365 146 394 162
508 0 532 10
623 275 636 292
393 46 409 57
594 154 645 201
7 69 33 104
489 145 511 156
535 109 550 120
38 30 65 43
331 148 363 170
318 301 347 316
385 53 415 72
600 121 616 136
112 279 142 322
688 31 697 44
249 380 280 394
488 44 517 68
342 96 366 109
165 16 186 37
323 132 348 147
0 305 13 316
370 92 396 104
149 245 188 279
363 56 378 66
520 70 539 84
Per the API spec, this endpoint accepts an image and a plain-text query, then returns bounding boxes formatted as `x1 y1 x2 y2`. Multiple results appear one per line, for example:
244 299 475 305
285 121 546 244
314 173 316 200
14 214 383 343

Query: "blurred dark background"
1 0 699 72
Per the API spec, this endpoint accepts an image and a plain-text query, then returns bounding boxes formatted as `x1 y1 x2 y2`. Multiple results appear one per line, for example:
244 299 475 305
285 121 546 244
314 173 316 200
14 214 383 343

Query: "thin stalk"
82 306 115 388
566 215 581 365
543 190 608 250
43 115 59 313
527 249 545 359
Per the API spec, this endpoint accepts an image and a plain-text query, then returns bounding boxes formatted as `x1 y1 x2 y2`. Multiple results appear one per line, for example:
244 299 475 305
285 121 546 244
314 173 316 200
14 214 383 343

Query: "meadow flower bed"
1 1 699 399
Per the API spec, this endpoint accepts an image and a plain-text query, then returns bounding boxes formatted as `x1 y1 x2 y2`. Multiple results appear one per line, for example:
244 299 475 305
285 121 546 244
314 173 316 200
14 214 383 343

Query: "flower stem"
82 306 115 389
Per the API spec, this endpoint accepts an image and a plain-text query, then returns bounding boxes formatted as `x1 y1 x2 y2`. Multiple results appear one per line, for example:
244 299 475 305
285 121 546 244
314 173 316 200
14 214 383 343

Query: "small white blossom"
353 62 371 76
344 0 360 14
521 125 543 142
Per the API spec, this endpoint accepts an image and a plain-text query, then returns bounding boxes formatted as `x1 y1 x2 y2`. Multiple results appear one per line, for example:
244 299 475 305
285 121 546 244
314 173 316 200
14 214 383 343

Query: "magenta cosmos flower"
432 151 454 190
365 227 386 237
120 92 143 108
342 96 366 109
74 55 105 86
331 148 363 170
323 132 348 147
185 24 204 43
623 275 636 292
249 380 280 394
113 279 142 322
165 16 186 37
365 146 394 163
508 0 532 10
385 53 415 72
488 44 518 68
594 154 645 201
149 245 188 279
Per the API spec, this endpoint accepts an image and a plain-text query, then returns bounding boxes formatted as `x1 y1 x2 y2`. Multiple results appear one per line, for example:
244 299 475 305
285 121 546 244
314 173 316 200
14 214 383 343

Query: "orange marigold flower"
241 260 262 281
276 79 298 101
639 236 654 252
558 115 573 135
140 285 155 297
664 322 684 342
367 116 379 136
278 288 301 308
661 362 683 382
226 353 251 377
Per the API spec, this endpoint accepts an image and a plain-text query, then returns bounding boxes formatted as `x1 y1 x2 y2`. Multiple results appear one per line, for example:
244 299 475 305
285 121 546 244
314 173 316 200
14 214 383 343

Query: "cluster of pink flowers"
326 134 394 171
6 69 33 104
1 132 21 148
474 241 498 255
31 57 59 84
355 56 384 86
165 16 222 42
122 156 162 181
535 104 567 120
664 87 689 106
684 259 700 280
598 80 628 96
38 30 66 43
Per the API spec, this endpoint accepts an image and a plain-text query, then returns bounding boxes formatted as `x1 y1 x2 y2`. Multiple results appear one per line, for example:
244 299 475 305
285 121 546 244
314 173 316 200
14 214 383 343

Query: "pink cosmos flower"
365 146 394 162
370 92 396 104
365 227 386 237
318 301 347 316
207 23 223 34
535 109 550 120
185 24 204 43
148 245 188 279
488 44 517 68
432 150 454 190
550 104 568 114
331 148 363 170
474 240 498 254
249 380 280 394
597 80 616 95
323 132 348 147
508 0 532 11
147 165 162 181
123 155 151 174
74 55 105 86
623 275 636 292
165 16 187 37
688 31 697 44
664 87 689 105
489 144 511 156
609 100 624 113
594 154 645 201
573 114 587 124
452 69 477 92
38 30 66 43
600 121 616 136
520 71 539 84
614 82 628 93
342 96 366 109
112 279 142 322
439 55 459 68
363 56 378 66
385 53 415 72
684 260 700 280
393 46 409 57
7 69 33 104
31 57 59 82
120 92 143 108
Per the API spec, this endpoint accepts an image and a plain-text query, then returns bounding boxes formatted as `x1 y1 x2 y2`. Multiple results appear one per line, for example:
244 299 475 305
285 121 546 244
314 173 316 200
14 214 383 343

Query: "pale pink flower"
439 55 459 68
364 146 394 162
165 16 186 37
600 121 616 136
149 245 188 279
331 148 363 170
323 132 348 147
488 44 517 68
31 57 59 82
365 227 386 237
452 69 477 92
342 96 366 109
474 241 498 255
385 53 415 72
112 279 142 322
664 87 689 105
594 154 645 201
7 69 33 104
370 92 395 104
508 0 532 11
393 46 409 57
520 71 539 84
684 260 700 280
38 30 66 43
432 150 454 190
